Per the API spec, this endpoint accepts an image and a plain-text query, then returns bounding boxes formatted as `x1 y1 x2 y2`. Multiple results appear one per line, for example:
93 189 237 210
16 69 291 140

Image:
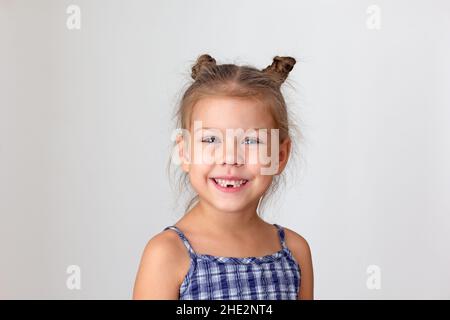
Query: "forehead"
190 96 275 130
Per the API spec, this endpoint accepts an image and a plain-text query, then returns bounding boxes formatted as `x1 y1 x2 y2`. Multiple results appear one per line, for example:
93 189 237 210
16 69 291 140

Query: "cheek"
244 145 277 168
246 164 274 185
188 164 213 187
257 174 274 188
242 146 263 165
190 142 217 165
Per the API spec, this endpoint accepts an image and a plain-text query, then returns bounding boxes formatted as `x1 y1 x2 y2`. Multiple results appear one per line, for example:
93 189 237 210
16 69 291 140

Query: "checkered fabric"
164 223 301 300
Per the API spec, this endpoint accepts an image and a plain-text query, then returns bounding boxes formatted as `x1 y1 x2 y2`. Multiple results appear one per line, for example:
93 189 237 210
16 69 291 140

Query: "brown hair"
166 54 304 216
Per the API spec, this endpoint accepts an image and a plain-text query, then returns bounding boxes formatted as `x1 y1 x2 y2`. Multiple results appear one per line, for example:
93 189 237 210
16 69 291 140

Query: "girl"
133 54 314 300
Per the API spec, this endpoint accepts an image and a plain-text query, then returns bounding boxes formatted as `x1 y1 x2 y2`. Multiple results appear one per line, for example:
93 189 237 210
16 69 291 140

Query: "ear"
176 134 190 173
276 137 291 175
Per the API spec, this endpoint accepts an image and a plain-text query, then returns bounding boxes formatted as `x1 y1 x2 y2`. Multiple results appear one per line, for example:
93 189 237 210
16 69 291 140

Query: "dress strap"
164 225 196 258
273 223 287 249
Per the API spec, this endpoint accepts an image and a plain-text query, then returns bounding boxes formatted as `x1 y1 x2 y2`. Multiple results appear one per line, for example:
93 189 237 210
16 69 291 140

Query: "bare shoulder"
132 228 190 299
283 227 312 259
283 227 314 300
140 229 188 267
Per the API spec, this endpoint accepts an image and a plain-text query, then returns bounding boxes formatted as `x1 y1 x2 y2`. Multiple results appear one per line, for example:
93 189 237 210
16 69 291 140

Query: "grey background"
1 0 449 299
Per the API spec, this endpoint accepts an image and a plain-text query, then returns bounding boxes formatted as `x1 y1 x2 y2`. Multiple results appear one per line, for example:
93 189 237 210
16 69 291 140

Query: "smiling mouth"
210 178 249 188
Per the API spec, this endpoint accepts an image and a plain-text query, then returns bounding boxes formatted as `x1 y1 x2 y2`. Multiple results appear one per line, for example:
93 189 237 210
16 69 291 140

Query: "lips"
211 176 249 181
209 176 250 192
212 178 248 188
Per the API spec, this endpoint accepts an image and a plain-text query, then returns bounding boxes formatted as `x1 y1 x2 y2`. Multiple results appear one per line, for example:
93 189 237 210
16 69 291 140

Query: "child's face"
177 96 291 213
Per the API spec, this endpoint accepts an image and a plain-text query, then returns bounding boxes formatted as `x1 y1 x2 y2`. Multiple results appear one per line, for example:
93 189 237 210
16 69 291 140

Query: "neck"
190 198 263 235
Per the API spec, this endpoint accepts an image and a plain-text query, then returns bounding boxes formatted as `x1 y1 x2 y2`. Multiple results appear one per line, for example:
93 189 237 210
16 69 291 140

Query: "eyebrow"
195 127 268 132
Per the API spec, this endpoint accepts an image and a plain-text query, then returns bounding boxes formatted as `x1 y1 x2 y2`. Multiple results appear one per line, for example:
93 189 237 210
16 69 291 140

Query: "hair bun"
191 54 217 80
261 56 296 85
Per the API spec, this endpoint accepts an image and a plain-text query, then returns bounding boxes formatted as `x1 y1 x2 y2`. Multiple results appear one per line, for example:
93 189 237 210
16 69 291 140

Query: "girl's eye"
243 137 261 145
201 136 262 144
202 136 220 144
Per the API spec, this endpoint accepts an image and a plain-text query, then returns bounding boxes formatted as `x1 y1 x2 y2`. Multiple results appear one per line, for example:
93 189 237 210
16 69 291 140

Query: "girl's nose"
222 138 244 166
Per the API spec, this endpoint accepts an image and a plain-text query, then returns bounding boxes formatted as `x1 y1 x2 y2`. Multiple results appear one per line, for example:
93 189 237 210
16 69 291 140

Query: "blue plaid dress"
163 223 301 300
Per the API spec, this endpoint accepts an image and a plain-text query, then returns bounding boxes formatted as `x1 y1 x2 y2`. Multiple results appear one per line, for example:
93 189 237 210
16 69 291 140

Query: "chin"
208 200 249 214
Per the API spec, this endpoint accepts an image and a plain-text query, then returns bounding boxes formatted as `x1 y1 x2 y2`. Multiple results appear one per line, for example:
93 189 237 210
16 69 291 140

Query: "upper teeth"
214 179 247 188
